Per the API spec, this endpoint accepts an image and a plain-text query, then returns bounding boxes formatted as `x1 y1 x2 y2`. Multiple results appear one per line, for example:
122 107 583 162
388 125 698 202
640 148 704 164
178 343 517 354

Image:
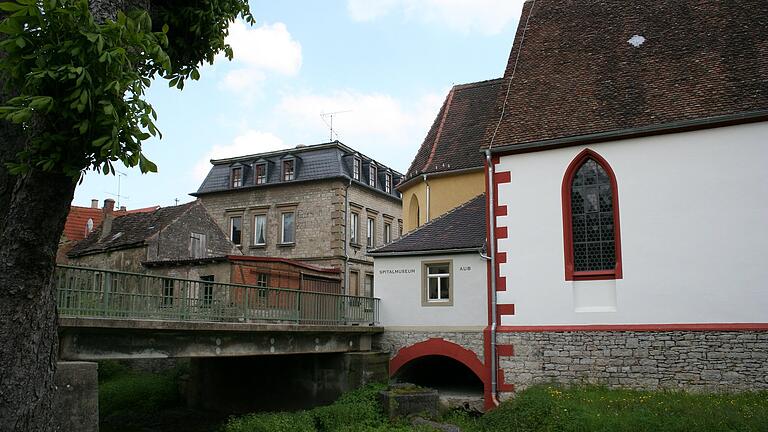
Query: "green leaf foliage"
0 0 252 178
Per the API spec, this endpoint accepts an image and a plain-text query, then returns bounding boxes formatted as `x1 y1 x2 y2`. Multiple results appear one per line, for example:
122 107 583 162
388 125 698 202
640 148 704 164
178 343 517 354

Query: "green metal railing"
55 265 379 326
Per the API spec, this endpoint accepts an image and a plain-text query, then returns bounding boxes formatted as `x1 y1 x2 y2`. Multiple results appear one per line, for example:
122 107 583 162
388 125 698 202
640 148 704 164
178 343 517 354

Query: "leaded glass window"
570 158 615 272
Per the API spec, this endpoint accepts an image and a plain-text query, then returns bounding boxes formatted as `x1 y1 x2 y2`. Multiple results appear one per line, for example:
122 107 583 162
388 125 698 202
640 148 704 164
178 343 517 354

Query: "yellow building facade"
399 169 486 233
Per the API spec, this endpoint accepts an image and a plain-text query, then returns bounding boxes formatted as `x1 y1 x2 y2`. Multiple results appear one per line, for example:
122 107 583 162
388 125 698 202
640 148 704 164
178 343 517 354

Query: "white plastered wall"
374 253 487 327
495 121 768 325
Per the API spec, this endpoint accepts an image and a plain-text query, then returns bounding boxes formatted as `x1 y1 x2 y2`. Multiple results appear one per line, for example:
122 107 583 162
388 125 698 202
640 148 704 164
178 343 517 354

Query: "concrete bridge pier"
185 351 389 413
53 361 99 432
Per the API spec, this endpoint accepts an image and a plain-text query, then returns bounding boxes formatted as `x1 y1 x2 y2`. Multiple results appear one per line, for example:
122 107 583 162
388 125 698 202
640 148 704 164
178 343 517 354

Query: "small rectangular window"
253 214 267 245
366 217 375 248
423 262 452 305
190 232 206 258
363 273 374 297
200 275 214 306
256 273 269 301
385 173 392 193
353 158 361 181
350 212 359 245
368 164 376 187
283 159 295 181
162 279 174 307
255 163 267 184
349 271 359 296
281 211 295 243
384 222 391 244
230 216 242 246
231 167 242 188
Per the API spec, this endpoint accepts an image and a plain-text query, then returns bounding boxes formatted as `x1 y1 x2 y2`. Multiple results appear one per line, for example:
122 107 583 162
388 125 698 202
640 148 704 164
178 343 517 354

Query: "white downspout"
485 150 500 407
423 174 431 223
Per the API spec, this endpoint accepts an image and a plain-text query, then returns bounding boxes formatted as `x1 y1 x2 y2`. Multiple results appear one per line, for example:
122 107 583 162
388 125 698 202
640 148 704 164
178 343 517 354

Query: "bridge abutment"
185 352 388 413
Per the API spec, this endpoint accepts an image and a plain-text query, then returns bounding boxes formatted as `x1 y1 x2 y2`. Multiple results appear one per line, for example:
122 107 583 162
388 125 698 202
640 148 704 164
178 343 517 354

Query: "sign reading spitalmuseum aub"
378 269 416 275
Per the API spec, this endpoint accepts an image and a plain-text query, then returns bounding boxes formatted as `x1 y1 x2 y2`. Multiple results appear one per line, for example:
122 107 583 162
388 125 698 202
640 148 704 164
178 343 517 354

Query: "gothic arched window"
562 149 622 281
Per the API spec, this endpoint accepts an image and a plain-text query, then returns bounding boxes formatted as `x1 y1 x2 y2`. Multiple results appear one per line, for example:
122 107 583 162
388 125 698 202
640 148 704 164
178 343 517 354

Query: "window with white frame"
255 163 267 184
353 157 361 181
350 212 359 245
368 164 376 187
385 173 392 193
366 217 375 248
190 232 206 258
423 261 452 305
231 167 242 188
229 216 242 246
283 159 295 181
280 211 295 243
384 222 391 244
253 214 267 245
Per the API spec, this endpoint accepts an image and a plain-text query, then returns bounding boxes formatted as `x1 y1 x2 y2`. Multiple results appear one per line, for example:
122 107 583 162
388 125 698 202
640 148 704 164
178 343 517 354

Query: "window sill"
349 242 362 249
569 270 621 281
277 242 295 248
249 244 266 250
422 300 453 307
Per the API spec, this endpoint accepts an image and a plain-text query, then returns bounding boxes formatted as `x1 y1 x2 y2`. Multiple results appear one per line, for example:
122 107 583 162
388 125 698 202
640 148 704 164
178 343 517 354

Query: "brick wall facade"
378 330 486 364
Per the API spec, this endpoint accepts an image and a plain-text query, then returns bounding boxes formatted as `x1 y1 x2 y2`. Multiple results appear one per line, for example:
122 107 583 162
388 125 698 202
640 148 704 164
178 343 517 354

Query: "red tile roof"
401 78 505 185
487 0 768 150
62 204 159 242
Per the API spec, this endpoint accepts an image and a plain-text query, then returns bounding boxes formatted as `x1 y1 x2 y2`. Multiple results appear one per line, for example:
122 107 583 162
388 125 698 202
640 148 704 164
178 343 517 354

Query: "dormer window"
385 172 392 193
368 163 377 187
255 163 267 185
283 159 295 181
231 167 243 188
353 157 361 181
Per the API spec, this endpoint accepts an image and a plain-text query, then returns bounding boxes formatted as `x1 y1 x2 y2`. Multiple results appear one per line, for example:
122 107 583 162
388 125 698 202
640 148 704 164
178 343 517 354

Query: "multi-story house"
192 141 403 296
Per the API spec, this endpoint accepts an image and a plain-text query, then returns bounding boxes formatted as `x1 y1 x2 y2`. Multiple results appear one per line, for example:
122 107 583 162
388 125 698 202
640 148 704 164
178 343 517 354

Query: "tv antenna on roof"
320 110 351 142
105 170 129 209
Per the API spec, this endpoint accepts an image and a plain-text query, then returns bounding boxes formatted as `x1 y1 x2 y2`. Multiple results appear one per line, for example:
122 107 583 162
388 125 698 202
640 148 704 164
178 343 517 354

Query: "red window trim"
561 148 623 281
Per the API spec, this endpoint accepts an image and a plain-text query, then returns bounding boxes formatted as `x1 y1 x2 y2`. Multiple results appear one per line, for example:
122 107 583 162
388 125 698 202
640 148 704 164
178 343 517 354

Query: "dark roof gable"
402 79 504 185
68 202 196 257
369 194 486 255
488 0 768 150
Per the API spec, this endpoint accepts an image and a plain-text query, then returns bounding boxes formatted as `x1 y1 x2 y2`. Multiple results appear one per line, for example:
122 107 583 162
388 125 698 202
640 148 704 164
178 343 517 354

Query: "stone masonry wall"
378 330 486 364
498 331 768 394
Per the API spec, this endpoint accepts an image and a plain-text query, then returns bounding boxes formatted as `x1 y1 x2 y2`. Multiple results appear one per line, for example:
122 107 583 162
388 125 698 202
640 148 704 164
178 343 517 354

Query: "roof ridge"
423 87 455 172
453 77 505 91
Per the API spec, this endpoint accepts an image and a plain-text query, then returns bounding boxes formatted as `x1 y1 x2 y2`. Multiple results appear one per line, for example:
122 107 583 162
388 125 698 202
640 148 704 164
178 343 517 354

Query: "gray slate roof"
192 141 403 200
68 202 196 257
369 194 486 255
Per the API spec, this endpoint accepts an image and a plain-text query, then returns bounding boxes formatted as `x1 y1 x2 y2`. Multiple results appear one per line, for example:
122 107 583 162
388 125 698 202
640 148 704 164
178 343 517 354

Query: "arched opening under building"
392 355 485 409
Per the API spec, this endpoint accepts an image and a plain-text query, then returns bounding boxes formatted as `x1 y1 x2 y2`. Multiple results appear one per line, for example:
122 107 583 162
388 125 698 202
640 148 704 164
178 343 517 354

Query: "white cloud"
276 89 445 172
346 0 526 35
220 20 302 94
193 130 288 180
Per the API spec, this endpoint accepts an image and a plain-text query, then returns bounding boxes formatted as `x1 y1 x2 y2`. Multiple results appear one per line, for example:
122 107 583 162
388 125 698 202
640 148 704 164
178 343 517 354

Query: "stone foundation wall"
498 331 768 393
378 329 486 363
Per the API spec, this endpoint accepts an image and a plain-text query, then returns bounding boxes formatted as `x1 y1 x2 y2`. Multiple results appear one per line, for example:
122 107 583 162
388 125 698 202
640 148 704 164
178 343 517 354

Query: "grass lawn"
223 384 768 432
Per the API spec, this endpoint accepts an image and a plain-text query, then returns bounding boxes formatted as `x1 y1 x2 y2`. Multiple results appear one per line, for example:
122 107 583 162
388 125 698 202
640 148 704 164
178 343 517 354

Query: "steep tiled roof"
369 195 486 255
487 0 768 150
63 204 159 242
402 79 504 185
68 202 195 257
193 141 403 199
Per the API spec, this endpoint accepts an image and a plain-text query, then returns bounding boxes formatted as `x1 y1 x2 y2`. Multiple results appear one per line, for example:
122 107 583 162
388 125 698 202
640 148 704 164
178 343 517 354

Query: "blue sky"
73 0 526 209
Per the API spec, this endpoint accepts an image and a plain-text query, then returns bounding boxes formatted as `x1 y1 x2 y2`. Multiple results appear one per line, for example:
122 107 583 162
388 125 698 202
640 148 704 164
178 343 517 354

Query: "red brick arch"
389 338 488 384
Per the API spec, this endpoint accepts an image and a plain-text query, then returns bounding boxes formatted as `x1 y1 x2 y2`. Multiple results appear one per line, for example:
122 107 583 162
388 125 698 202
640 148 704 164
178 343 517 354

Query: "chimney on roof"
100 199 115 241
91 199 99 208
119 206 126 211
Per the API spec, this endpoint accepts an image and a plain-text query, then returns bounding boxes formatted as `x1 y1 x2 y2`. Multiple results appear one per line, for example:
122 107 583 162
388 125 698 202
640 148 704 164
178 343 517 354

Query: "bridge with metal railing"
54 266 382 360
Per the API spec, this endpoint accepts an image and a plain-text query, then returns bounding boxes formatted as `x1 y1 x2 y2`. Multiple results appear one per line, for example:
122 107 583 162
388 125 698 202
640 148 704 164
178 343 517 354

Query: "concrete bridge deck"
59 317 383 360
